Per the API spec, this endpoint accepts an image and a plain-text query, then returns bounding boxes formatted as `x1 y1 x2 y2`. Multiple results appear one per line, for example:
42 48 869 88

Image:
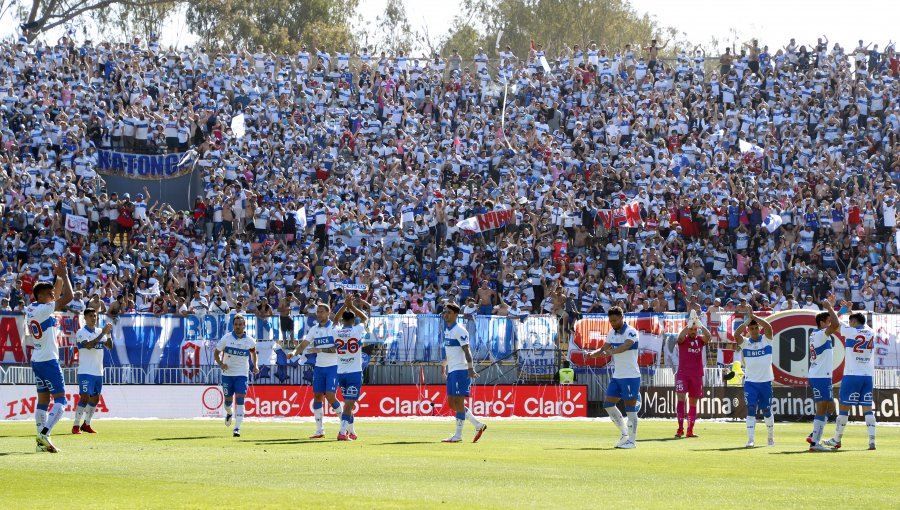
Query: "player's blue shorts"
78 374 103 396
312 365 338 394
221 375 249 397
447 369 471 397
839 374 874 407
808 377 833 403
338 371 363 400
32 360 65 394
744 380 773 410
606 377 641 401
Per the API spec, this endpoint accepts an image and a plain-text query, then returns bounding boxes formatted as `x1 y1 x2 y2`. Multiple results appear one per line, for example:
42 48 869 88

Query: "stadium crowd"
0 33 899 330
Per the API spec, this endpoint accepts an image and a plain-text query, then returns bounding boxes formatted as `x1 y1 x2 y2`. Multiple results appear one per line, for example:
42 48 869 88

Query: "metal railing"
1 363 898 393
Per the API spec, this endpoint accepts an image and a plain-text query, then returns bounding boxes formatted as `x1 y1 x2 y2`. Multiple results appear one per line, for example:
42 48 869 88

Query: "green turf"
0 419 896 509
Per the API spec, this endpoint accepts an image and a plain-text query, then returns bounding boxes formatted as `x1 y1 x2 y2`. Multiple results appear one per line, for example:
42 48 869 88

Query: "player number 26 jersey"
334 323 367 374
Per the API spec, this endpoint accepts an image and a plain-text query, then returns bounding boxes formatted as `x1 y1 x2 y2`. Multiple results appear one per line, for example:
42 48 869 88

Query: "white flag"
456 216 480 234
895 230 900 253
540 56 551 73
763 213 783 233
64 214 88 236
295 207 307 229
231 113 245 139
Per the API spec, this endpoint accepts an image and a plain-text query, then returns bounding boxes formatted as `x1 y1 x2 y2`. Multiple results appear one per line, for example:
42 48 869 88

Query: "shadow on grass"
637 437 683 443
152 436 219 441
251 439 334 445
770 450 847 455
370 441 435 445
544 447 617 451
690 446 759 452
0 451 37 456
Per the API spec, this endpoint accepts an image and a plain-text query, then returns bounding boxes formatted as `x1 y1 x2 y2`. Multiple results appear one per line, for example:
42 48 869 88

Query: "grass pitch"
0 419 897 509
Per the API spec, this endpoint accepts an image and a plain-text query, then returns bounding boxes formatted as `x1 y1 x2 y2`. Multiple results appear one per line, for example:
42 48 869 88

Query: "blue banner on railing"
0 313 563 372
516 316 558 375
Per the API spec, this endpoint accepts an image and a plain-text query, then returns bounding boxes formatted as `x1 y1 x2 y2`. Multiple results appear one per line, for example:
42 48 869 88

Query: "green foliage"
374 0 419 55
448 0 674 57
11 0 177 42
185 0 360 53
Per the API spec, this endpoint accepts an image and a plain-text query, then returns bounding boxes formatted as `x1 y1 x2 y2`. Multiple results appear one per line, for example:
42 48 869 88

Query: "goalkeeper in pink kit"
675 311 711 438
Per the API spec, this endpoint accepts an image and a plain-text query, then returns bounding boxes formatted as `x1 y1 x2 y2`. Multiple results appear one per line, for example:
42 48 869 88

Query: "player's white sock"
35 406 48 434
349 421 356 435
811 416 825 445
835 413 849 441
455 411 465 438
340 415 350 435
626 411 638 442
314 406 324 433
605 405 627 436
224 401 233 415
84 403 96 425
235 400 245 430
73 402 86 426
464 408 483 429
865 413 876 444
764 414 774 441
43 398 67 434
746 416 756 441
331 401 343 416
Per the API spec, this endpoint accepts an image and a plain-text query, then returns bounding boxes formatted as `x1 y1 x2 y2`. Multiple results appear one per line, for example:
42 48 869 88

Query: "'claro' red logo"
764 310 845 387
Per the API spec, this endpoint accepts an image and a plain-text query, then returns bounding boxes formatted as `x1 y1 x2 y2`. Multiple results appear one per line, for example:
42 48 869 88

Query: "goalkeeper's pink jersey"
677 335 706 376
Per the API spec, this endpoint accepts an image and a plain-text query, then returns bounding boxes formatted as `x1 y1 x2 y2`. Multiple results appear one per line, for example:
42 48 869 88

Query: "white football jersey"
216 332 257 377
741 334 774 383
335 323 368 374
26 302 60 363
76 326 106 377
840 324 876 377
607 324 640 379
443 321 471 373
807 328 833 380
304 321 337 367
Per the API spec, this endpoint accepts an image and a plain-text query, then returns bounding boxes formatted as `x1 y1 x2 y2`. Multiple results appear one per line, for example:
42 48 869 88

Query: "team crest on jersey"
763 310 846 386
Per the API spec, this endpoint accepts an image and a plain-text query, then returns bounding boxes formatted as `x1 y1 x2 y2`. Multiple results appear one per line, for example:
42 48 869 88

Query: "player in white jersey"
806 302 844 452
587 306 640 449
334 295 369 441
821 305 878 450
27 258 73 453
215 315 258 437
441 302 487 443
287 303 343 438
733 312 775 448
72 308 112 435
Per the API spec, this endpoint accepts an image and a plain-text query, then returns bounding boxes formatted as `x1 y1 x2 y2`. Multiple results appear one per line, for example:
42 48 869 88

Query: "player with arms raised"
287 303 343 438
675 310 711 438
214 315 259 437
822 305 877 450
334 295 369 441
28 258 73 453
441 302 487 443
587 306 640 449
72 308 113 434
733 312 775 447
805 302 845 451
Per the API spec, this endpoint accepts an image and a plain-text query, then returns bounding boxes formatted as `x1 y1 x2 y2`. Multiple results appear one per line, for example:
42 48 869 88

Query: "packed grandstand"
0 33 899 330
